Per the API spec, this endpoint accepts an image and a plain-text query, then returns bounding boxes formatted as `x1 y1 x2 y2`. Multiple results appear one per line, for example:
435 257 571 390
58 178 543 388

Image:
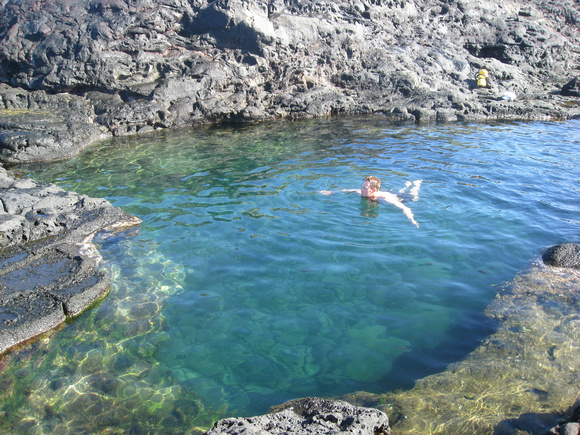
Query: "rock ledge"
0 167 140 355
204 397 391 435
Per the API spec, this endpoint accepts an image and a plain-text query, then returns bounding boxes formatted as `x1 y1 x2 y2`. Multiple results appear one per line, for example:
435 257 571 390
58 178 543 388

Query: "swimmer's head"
362 176 381 197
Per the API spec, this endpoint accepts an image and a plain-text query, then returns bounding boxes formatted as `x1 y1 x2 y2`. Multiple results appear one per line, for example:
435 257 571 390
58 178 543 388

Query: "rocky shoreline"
0 167 140 355
1 0 579 164
1 0 579 433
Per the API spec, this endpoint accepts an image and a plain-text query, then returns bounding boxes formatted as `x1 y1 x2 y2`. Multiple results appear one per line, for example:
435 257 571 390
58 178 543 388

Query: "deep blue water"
8 117 580 432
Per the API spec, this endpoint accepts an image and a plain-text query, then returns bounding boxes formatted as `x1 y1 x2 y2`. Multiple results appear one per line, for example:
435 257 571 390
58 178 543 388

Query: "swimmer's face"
361 180 377 197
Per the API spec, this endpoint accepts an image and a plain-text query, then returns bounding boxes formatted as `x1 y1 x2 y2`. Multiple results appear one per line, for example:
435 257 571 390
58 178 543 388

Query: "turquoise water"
6 117 580 432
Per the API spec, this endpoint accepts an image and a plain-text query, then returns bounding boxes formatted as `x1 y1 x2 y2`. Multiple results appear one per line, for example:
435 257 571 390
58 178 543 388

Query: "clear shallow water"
4 117 580 432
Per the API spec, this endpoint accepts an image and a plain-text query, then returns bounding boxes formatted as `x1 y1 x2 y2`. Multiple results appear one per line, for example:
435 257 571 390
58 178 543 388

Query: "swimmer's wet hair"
364 176 381 190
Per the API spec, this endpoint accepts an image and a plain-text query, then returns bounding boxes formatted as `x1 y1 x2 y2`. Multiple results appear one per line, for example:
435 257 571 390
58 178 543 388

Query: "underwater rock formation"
0 0 579 163
204 397 391 435
0 167 140 355
336 261 580 434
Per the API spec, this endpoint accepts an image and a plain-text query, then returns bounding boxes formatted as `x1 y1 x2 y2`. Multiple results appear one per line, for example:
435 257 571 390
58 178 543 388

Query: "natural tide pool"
3 117 579 433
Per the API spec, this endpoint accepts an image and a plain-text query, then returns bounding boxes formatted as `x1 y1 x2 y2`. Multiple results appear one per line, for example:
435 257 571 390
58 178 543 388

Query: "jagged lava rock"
204 397 391 435
542 243 580 269
0 0 578 163
0 167 140 355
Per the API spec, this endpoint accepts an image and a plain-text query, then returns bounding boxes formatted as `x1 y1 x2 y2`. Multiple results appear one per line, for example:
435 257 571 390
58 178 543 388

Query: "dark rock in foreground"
542 243 580 269
204 397 391 435
548 402 580 435
0 167 140 355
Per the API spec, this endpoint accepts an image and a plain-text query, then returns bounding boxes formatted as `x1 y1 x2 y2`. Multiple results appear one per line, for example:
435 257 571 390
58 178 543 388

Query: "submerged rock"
359 260 580 434
542 243 580 269
205 397 391 435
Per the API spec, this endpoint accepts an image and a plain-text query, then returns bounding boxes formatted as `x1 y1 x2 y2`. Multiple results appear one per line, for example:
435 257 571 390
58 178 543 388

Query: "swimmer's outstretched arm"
380 197 419 228
320 189 361 195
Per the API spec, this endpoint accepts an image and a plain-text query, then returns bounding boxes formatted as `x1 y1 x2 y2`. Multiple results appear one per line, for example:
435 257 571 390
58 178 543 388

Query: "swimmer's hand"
320 190 333 195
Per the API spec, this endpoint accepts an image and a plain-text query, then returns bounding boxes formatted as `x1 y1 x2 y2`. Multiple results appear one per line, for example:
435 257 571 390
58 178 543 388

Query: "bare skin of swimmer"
320 176 421 228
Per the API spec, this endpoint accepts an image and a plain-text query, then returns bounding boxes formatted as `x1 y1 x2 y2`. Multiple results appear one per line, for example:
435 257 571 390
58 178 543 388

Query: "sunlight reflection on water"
3 117 579 433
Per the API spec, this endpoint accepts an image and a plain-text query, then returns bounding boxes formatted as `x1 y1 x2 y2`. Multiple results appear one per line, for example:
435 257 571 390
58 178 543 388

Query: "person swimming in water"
320 176 421 228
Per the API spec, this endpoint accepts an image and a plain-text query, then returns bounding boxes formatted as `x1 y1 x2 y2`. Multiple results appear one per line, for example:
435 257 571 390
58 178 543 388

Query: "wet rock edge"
0 167 141 356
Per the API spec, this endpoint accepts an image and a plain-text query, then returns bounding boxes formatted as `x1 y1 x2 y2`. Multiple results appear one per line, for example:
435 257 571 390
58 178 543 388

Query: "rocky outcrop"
0 0 579 163
0 0 578 430
543 243 580 269
204 397 391 434
0 84 109 165
0 167 140 355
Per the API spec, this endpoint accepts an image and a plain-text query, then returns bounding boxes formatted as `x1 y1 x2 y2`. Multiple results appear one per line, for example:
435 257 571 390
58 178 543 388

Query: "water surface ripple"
4 118 579 433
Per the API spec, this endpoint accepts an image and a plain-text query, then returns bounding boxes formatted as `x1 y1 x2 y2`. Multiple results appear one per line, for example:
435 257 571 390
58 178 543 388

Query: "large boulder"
542 243 580 269
204 397 391 435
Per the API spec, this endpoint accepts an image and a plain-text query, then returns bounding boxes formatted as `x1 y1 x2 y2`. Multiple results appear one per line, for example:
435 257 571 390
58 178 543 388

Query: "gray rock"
1 0 579 163
547 402 580 434
561 77 580 97
542 243 580 269
204 397 391 435
0 167 140 355
0 84 109 164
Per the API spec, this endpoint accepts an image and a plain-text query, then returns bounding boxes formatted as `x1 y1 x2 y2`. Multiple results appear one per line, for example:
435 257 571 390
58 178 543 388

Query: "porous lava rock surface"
0 167 140 355
0 0 579 163
204 397 391 434
543 243 580 269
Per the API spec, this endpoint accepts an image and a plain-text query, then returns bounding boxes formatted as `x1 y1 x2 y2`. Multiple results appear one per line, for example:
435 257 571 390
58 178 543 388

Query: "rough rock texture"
0 167 140 355
0 0 578 430
0 84 109 164
542 243 580 269
204 397 391 434
561 76 580 97
548 402 580 435
0 0 579 162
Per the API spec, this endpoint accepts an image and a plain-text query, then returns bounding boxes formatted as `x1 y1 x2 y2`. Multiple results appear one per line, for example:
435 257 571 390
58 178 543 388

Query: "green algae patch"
355 263 580 434
0 244 216 434
0 108 55 117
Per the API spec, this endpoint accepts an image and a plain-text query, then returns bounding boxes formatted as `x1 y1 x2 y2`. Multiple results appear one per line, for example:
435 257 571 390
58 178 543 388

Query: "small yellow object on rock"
477 68 489 88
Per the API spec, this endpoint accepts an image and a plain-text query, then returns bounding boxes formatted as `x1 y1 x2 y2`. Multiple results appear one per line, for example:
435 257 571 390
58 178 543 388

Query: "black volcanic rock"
204 397 391 435
561 76 580 97
0 0 579 163
0 84 108 164
542 243 580 269
0 167 140 355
